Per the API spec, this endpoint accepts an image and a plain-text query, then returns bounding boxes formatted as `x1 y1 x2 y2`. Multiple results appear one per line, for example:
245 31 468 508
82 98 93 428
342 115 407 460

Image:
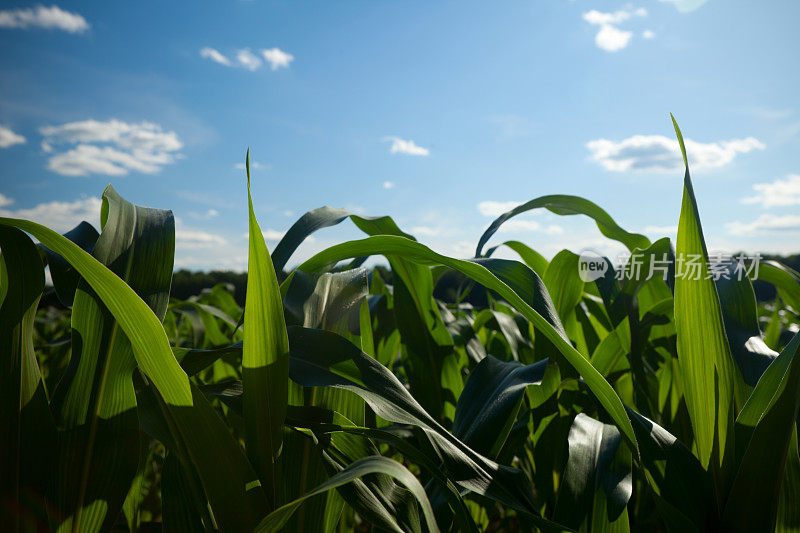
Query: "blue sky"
1 0 799 270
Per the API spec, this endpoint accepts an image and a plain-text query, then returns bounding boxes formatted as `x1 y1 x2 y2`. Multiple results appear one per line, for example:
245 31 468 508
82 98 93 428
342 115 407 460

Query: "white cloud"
595 25 633 51
742 107 793 121
742 174 800 208
544 224 565 235
477 200 520 217
496 220 564 235
175 229 227 249
259 229 286 241
658 0 708 13
644 224 678 235
262 48 294 70
0 5 89 33
411 225 439 237
489 114 534 140
236 48 262 71
40 119 182 177
586 134 765 173
385 137 430 156
583 7 646 51
200 47 232 66
642 29 655 39
0 125 26 148
727 214 800 236
499 219 541 233
0 196 101 233
189 209 219 220
382 181 395 189
200 47 294 71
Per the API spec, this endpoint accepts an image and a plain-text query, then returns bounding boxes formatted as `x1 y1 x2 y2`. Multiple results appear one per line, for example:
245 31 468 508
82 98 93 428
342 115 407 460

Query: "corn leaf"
723 331 800 531
254 456 439 533
671 116 736 497
475 195 650 257
243 150 290 508
0 226 55 530
0 215 269 531
297 235 639 456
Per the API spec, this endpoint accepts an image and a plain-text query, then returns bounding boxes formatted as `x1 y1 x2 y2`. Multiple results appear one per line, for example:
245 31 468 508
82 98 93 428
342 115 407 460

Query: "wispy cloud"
642 29 655 39
0 195 102 232
262 48 294 70
489 114 534 140
583 7 647 51
199 47 232 67
742 174 800 208
0 125 26 148
189 209 220 220
0 5 89 33
411 225 439 237
741 106 794 121
477 200 519 217
382 181 395 189
586 134 764 173
644 224 678 236
236 48 262 71
658 0 708 13
727 214 800 236
175 229 227 249
498 219 563 235
200 47 294 71
40 119 182 177
384 136 430 156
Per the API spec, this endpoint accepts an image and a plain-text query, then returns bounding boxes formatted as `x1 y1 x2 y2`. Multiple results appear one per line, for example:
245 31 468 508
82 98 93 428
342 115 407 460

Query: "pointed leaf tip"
670 114 689 168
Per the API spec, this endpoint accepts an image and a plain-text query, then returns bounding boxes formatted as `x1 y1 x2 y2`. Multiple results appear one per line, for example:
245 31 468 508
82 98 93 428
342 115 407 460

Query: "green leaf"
286 326 556 526
625 407 712 530
48 185 173 531
0 226 56 529
452 356 553 457
723 331 800 531
714 259 777 391
284 268 368 334
485 240 549 278
543 250 585 322
553 413 632 532
475 195 650 257
243 150 290 508
759 261 800 314
298 235 638 457
254 456 440 533
41 221 99 307
0 216 269 531
281 268 370 531
671 116 736 492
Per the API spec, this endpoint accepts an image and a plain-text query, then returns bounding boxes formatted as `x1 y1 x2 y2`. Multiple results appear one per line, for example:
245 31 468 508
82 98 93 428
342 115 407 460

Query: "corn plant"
1 119 799 532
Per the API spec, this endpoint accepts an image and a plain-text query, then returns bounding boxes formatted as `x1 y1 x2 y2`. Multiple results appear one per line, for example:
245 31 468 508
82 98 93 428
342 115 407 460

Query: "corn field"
2 119 799 532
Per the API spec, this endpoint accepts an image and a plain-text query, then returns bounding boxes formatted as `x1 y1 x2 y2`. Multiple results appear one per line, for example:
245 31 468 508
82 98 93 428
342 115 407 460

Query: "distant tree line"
169 253 799 306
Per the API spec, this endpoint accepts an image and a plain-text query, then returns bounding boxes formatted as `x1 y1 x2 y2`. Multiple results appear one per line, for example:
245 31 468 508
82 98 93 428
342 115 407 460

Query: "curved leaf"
475 195 650 257
254 456 439 533
297 235 638 456
0 215 269 531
